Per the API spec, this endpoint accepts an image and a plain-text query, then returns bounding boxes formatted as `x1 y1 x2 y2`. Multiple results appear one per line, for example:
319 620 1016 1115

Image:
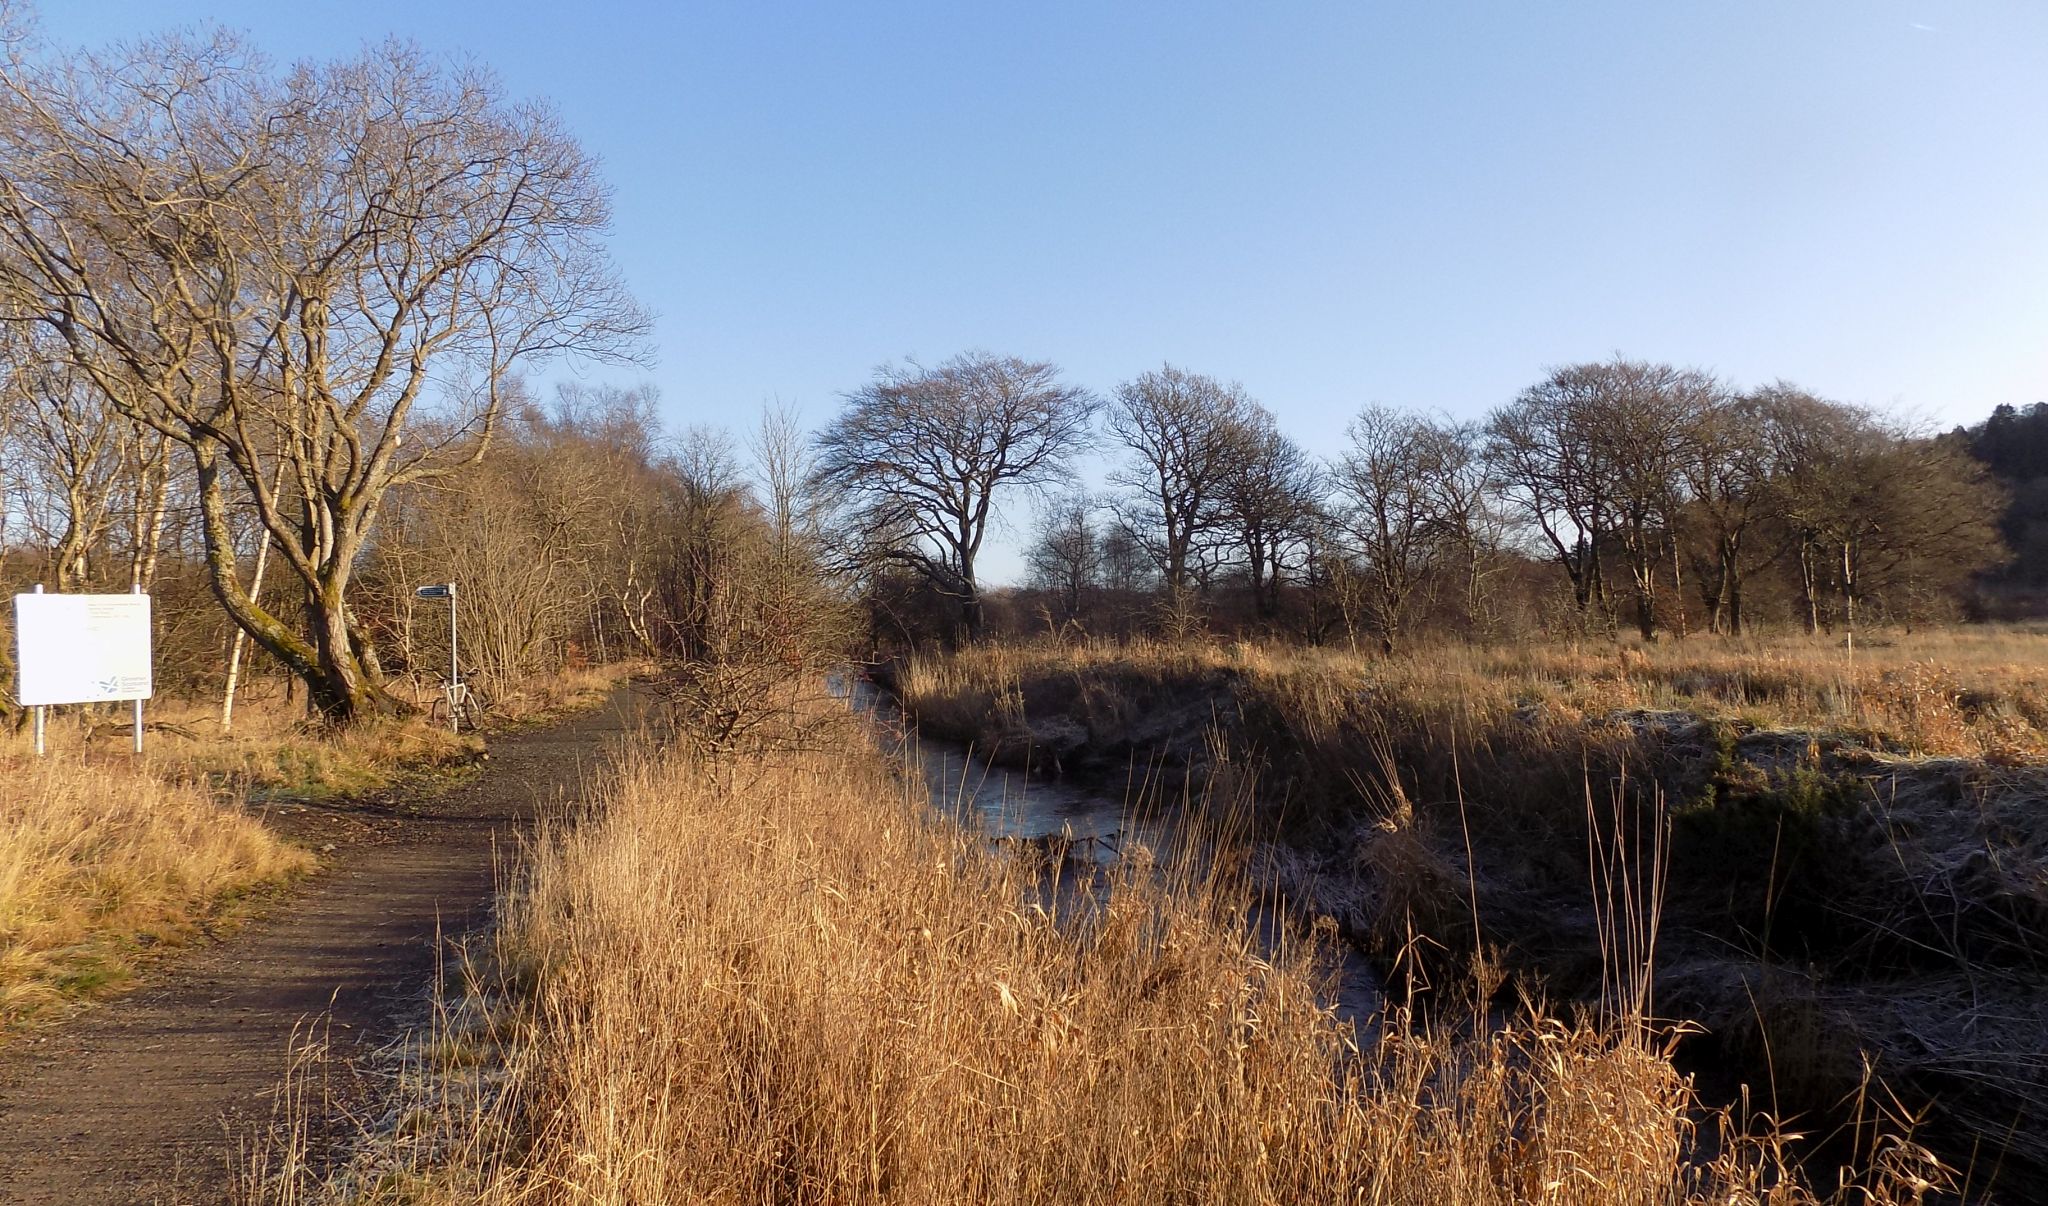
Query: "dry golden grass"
893 629 2048 1191
7 660 646 802
901 624 2048 761
257 701 1945 1204
4 686 475 802
0 662 641 1035
483 660 650 723
0 751 312 1029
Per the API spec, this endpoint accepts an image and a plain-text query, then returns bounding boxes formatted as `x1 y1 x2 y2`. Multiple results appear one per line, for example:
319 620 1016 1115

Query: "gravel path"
0 686 653 1205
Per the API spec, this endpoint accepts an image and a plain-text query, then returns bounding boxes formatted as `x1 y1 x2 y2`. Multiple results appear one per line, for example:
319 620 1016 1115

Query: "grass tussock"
0 752 312 1029
262 703 1944 1204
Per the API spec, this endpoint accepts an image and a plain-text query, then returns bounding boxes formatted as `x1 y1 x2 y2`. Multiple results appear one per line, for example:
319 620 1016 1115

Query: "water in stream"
843 675 1383 1020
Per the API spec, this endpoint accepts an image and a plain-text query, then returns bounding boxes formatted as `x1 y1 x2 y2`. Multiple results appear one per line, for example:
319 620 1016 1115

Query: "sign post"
415 583 459 732
30 584 43 757
13 586 155 757
132 584 146 754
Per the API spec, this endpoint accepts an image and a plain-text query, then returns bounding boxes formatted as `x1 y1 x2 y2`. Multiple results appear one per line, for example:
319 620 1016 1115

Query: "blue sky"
36 1 2048 579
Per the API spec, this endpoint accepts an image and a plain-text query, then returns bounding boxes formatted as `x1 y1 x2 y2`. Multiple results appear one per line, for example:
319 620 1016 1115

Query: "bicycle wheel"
454 683 490 731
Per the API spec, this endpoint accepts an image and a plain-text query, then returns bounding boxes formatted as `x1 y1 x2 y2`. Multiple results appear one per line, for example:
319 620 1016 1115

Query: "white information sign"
13 593 154 706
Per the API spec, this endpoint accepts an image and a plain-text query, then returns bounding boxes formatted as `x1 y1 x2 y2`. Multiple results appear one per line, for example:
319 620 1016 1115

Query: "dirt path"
0 686 655 1206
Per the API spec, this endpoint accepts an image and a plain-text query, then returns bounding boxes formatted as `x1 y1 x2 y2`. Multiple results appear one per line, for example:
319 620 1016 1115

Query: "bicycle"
428 678 489 732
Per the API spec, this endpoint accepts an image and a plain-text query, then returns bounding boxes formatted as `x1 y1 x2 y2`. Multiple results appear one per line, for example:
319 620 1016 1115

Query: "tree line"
816 352 2007 651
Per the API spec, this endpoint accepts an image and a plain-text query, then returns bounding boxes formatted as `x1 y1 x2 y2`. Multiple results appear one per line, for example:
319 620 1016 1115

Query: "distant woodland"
1955 402 2048 597
829 353 2014 652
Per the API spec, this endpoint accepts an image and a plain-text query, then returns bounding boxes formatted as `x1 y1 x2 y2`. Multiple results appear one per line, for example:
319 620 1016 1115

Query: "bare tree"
655 426 848 758
1598 361 1720 641
753 400 820 574
1332 406 1462 653
1 331 181 600
1679 387 1782 634
1485 373 1613 622
3 355 125 590
1218 408 1322 623
546 382 667 657
1752 390 1874 634
815 351 1096 641
118 422 173 591
748 399 847 665
1486 358 1716 640
1758 393 2004 634
1848 437 2006 623
1421 419 1510 635
1107 364 1257 598
0 29 646 720
1026 494 1101 624
1100 516 1153 596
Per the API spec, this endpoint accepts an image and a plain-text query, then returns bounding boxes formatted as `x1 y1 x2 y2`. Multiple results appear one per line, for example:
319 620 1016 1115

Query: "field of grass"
249 692 1950 1204
891 626 2048 1195
899 624 2048 763
0 663 642 1035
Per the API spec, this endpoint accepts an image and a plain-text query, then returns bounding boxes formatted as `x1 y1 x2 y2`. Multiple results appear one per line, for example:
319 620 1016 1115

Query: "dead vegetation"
245 692 1956 1204
0 732 311 1031
895 625 2048 764
892 627 2048 1196
0 662 639 1037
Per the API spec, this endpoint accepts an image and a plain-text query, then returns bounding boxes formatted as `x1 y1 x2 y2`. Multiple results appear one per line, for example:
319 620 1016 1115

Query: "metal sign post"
415 582 459 732
30 584 44 758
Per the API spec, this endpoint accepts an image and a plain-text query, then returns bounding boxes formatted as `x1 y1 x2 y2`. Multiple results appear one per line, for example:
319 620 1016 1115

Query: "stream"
842 675 1383 1021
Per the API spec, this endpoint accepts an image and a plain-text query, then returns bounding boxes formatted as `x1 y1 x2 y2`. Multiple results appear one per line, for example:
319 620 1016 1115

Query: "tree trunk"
956 541 984 644
1248 543 1271 619
193 439 394 724
1628 537 1658 642
219 522 274 733
1668 533 1688 638
130 440 170 592
1727 557 1745 636
1701 533 1740 636
1697 563 1727 635
1798 539 1822 635
956 588 984 645
1839 540 1857 645
310 590 396 720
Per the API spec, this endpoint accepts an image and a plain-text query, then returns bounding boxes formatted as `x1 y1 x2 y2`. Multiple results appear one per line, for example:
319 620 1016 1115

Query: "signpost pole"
448 583 459 735
414 583 459 734
30 585 44 759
